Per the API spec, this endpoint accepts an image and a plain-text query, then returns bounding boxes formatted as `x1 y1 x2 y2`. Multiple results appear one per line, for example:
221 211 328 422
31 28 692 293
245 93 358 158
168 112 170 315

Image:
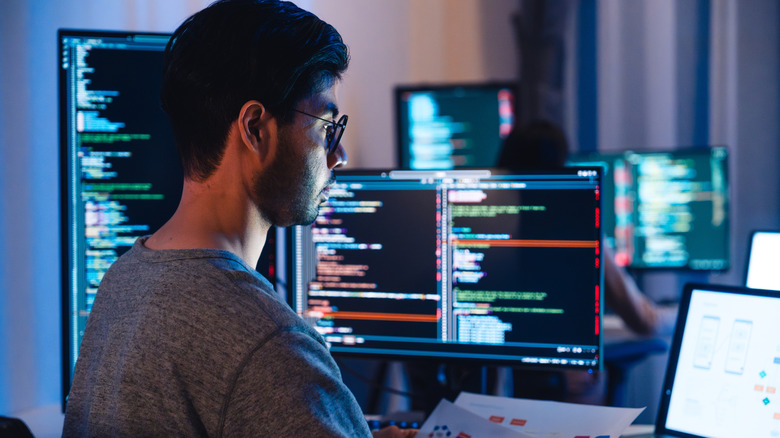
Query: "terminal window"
288 169 603 369
396 83 515 170
60 30 181 384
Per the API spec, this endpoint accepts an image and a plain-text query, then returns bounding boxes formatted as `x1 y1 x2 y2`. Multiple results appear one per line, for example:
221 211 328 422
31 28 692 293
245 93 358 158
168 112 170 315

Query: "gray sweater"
63 237 371 437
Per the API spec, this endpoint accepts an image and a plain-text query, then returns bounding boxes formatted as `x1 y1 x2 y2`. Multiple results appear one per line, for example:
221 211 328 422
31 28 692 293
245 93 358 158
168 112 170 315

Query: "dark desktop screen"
396 83 515 170
287 168 603 369
59 30 180 392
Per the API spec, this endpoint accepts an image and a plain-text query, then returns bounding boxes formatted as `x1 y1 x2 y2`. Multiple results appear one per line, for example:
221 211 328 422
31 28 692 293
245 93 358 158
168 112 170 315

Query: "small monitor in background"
568 146 729 271
283 168 603 370
395 82 516 170
745 230 780 290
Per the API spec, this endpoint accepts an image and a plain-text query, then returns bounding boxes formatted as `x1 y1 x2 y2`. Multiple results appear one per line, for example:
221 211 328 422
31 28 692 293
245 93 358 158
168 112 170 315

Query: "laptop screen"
658 283 780 437
746 231 780 290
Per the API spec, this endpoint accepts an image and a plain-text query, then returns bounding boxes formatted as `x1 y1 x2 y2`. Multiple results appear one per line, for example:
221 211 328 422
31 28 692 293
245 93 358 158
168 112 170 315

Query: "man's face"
252 85 344 227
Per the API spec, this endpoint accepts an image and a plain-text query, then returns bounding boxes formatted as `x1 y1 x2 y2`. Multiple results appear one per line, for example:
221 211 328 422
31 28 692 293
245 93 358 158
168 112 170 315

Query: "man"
64 1 414 436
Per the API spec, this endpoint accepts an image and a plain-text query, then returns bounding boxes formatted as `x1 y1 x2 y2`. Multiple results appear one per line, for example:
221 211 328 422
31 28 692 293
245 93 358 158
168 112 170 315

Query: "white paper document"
415 392 644 438
415 399 534 438
455 392 644 438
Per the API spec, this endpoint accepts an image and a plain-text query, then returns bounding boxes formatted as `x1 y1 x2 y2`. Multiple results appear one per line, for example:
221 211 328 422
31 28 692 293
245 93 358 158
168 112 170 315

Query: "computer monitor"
58 29 277 407
59 30 177 406
284 168 603 370
568 147 729 271
395 82 516 170
745 230 780 290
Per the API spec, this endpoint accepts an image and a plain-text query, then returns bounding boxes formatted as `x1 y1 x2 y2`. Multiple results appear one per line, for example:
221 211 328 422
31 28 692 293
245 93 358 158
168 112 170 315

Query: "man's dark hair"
161 0 350 181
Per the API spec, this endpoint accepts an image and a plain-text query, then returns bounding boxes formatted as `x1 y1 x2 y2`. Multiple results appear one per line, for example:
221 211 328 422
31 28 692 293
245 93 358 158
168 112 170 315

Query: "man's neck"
145 179 270 267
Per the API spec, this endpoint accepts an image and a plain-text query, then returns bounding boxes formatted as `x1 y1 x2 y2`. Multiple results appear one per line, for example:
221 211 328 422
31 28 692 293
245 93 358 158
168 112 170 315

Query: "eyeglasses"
293 109 348 155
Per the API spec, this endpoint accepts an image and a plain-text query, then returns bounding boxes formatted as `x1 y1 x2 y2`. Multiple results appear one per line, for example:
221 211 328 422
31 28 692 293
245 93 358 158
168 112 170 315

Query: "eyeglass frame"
293 109 348 155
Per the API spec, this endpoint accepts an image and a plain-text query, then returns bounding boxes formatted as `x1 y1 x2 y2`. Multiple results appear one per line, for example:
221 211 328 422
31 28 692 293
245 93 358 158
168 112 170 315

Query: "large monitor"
745 230 780 290
284 168 603 370
568 147 729 271
58 29 277 407
395 82 516 170
59 30 178 405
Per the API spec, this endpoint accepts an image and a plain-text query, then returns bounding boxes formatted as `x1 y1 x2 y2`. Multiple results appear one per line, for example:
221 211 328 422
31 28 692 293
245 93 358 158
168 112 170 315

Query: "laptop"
635 282 780 438
745 230 780 290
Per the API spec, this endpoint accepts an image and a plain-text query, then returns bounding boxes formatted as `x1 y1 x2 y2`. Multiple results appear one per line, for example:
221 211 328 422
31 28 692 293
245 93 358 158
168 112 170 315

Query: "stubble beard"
251 128 330 227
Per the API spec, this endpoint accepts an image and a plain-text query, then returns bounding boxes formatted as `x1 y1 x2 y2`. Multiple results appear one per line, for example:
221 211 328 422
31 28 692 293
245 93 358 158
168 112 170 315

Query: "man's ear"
238 100 275 163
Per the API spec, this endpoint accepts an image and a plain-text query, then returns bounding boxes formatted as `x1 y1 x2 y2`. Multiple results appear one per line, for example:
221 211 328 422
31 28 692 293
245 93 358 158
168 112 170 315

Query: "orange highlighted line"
325 311 438 323
453 239 599 248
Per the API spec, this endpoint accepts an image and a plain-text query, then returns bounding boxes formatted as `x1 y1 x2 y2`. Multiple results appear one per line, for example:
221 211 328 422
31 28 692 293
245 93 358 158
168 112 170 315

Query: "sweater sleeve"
219 328 372 437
